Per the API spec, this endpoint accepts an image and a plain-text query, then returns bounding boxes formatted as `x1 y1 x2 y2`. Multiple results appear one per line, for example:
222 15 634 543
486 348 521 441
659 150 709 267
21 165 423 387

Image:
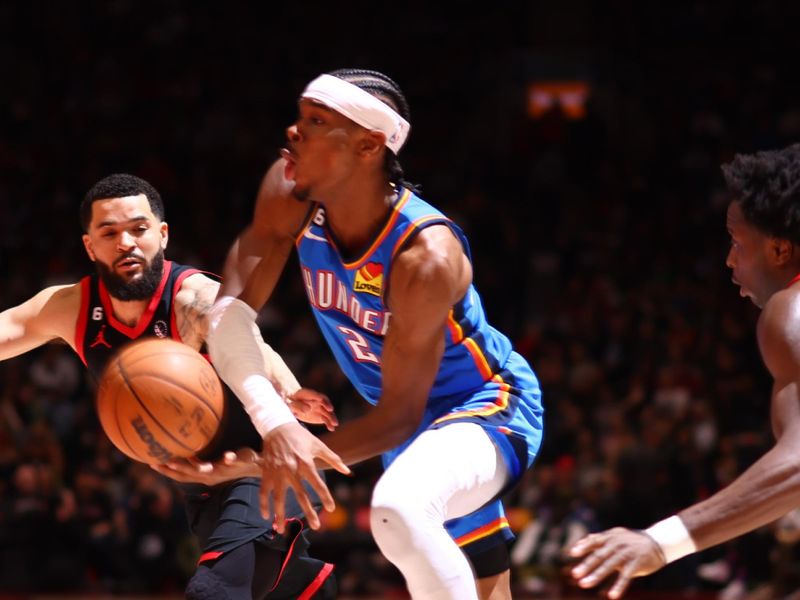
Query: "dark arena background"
2 2 800 599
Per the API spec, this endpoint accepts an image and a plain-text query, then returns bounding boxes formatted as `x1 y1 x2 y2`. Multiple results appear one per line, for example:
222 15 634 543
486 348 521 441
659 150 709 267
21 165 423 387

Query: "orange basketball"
96 338 225 464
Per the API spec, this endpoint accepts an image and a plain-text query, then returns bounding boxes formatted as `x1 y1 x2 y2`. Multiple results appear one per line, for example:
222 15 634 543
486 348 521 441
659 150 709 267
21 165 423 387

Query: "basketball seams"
121 349 223 420
117 360 196 454
96 338 224 464
124 371 223 422
122 349 209 370
100 361 148 463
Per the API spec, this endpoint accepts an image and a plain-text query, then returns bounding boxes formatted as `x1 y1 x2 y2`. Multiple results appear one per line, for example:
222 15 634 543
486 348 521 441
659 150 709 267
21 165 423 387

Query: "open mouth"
115 257 143 272
280 148 297 181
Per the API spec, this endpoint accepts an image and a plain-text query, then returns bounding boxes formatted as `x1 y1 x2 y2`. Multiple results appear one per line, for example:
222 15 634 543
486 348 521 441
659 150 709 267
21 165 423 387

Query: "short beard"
96 249 165 301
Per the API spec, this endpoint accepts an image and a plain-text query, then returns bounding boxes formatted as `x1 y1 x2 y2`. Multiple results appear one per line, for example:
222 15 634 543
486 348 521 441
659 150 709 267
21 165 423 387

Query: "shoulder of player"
23 283 82 338
176 272 220 297
251 159 310 238
174 273 218 317
172 275 217 348
761 286 800 328
36 282 82 314
757 286 800 366
390 226 469 308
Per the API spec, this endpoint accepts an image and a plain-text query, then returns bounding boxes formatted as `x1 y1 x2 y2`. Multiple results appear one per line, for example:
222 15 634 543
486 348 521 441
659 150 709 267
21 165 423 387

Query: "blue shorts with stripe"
385 350 544 561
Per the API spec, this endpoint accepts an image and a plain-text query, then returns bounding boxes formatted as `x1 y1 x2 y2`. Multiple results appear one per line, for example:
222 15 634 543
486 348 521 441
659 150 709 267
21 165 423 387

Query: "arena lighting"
528 80 591 119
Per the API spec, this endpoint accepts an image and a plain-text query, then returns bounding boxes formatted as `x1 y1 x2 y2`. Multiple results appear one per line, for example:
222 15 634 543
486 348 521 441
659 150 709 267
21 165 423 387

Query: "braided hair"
722 143 800 245
327 68 419 192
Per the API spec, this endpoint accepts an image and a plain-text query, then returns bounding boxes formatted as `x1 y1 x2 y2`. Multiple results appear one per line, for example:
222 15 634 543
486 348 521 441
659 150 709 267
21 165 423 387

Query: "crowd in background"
3 3 800 598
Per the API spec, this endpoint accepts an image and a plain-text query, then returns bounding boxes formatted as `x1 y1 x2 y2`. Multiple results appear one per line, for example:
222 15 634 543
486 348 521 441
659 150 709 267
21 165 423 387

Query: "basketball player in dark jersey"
0 173 344 599
568 145 800 598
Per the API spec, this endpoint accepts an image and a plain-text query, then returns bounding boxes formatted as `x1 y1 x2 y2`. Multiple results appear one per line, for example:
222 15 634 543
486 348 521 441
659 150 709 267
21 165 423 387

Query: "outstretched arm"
206 160 348 532
0 285 80 360
173 271 337 430
569 289 800 598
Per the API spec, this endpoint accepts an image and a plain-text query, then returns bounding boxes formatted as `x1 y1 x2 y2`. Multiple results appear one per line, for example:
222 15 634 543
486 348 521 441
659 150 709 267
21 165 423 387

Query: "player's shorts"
183 477 334 598
428 351 544 481
383 350 543 578
447 500 513 578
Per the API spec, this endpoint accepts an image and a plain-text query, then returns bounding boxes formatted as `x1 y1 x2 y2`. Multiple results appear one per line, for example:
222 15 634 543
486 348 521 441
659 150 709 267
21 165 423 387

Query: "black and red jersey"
74 260 262 458
75 260 203 381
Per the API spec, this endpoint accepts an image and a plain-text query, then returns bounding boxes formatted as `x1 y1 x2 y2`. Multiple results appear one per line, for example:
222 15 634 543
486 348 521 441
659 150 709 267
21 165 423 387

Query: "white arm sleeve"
207 296 296 437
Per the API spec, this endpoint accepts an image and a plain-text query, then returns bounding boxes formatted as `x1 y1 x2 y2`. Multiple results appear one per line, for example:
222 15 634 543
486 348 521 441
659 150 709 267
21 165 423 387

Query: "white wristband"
644 516 697 564
207 296 296 437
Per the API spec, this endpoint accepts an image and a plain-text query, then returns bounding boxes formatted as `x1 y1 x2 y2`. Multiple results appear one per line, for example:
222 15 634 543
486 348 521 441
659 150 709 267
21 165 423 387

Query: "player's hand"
568 527 666 599
151 449 262 485
287 388 338 431
260 422 350 533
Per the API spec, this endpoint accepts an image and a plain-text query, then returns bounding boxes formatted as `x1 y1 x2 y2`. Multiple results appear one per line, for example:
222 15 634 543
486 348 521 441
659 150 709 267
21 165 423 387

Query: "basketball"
96 338 225 464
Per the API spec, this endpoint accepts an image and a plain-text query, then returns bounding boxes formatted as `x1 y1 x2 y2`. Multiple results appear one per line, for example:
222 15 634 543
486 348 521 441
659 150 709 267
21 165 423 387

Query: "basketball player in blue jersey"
567 144 800 598
0 173 345 599
193 69 545 599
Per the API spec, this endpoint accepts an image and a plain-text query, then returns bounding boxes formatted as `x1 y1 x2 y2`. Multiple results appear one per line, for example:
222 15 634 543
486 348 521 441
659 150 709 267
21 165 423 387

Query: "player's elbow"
768 436 800 493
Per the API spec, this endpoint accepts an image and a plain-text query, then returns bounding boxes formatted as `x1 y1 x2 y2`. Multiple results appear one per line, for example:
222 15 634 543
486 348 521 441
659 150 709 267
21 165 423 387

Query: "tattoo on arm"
177 289 215 348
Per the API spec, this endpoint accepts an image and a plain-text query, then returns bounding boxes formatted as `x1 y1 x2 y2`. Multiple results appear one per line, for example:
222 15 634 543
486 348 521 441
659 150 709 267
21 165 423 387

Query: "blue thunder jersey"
294 189 544 478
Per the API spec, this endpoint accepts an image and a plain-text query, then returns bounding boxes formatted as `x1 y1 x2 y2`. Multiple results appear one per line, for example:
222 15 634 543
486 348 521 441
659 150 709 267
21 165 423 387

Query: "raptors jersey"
295 189 544 476
76 260 200 380
74 260 261 459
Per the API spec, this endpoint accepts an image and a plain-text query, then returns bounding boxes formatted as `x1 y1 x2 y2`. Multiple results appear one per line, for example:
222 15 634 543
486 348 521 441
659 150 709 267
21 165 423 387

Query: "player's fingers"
321 411 338 431
607 561 638 599
150 464 186 480
291 398 312 413
295 485 321 530
238 447 260 463
571 543 614 579
317 445 351 476
317 393 334 411
304 467 337 513
260 474 275 522
569 533 605 557
186 456 213 473
578 553 626 589
155 460 198 478
272 482 288 534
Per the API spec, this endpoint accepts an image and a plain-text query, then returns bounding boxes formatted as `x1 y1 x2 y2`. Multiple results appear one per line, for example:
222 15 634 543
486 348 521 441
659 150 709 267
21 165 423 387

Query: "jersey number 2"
337 326 380 364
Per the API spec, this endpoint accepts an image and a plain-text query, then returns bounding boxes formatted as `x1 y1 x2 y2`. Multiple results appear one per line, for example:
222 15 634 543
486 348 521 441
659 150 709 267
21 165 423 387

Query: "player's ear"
358 131 386 159
82 233 96 262
772 237 793 266
160 221 169 249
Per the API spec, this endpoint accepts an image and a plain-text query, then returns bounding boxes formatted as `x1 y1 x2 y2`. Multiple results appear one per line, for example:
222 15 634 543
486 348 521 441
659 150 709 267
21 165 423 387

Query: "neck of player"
110 298 149 327
324 175 397 255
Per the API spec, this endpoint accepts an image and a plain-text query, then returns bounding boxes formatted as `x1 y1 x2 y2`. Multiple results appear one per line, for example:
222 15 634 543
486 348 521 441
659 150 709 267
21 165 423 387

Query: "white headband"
301 74 410 154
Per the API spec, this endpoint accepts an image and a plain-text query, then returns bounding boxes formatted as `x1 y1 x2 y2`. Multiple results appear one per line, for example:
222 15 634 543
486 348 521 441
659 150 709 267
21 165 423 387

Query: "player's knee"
370 500 413 556
185 568 232 600
370 492 433 556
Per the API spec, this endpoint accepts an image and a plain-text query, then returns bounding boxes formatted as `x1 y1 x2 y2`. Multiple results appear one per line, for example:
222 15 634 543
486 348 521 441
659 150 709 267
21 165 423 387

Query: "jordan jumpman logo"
90 324 112 349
